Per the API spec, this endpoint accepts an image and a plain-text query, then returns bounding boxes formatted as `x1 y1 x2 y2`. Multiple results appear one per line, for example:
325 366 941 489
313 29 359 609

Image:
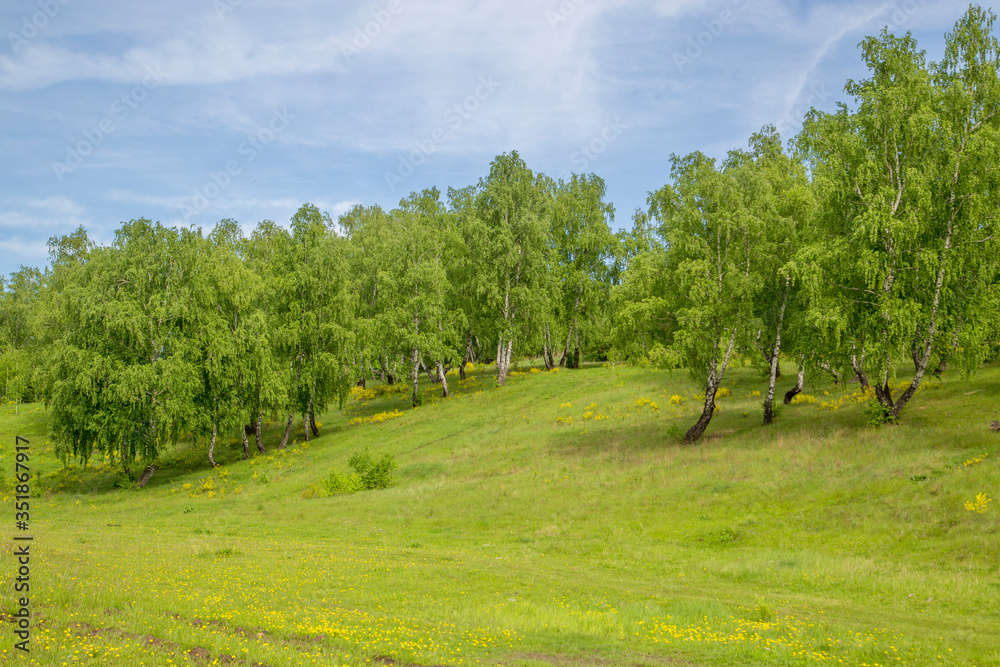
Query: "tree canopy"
5 5 999 466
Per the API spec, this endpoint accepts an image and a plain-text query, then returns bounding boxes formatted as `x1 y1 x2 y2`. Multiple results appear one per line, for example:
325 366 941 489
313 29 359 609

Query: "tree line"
1 6 998 473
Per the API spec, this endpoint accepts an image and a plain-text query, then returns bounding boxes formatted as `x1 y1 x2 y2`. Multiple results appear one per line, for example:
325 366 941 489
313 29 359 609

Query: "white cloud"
0 0 985 277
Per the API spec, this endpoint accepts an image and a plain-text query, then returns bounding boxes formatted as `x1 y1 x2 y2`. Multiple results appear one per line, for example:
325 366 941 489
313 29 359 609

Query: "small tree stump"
990 420 1000 433
137 465 156 489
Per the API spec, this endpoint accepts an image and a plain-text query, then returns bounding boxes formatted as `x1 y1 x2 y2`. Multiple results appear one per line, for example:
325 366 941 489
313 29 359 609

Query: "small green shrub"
707 527 741 545
308 448 398 498
114 471 135 490
348 447 397 490
323 470 364 495
864 400 897 426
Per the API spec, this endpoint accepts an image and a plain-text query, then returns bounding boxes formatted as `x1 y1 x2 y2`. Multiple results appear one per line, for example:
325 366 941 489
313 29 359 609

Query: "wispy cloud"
0 0 982 278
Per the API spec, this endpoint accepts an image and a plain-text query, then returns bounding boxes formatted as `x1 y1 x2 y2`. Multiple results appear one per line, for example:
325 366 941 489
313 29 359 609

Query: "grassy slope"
0 361 998 667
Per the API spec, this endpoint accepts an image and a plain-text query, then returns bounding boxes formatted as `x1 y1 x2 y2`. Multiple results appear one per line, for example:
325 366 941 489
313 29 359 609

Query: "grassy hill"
1 361 998 666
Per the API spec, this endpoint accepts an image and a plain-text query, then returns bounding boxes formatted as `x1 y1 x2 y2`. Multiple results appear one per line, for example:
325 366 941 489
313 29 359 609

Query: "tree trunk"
254 392 264 454
559 324 573 367
763 277 790 424
683 327 737 444
684 382 720 445
310 412 319 437
850 355 871 392
572 329 581 369
137 465 155 489
436 360 449 398
241 426 250 460
543 322 556 370
303 394 313 442
755 328 781 379
420 358 437 383
278 412 294 450
208 418 219 467
783 358 805 405
818 360 841 384
410 346 421 407
496 338 513 386
763 356 780 425
459 335 472 380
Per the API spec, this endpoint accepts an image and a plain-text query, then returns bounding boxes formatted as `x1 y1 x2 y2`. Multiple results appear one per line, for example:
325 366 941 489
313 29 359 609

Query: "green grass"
1 360 998 666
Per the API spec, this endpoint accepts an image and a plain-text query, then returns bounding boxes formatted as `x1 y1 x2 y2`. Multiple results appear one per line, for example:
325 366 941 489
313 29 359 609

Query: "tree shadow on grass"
546 421 688 462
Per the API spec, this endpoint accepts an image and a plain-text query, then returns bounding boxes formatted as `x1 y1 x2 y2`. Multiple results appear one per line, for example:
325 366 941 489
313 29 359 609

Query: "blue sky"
0 0 976 277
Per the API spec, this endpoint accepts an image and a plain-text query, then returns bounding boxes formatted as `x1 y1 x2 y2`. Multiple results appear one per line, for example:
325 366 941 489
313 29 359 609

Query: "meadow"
1 360 998 667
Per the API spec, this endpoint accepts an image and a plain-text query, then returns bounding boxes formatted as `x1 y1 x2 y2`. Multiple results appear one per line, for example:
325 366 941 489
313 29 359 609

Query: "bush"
323 471 363 495
864 400 897 426
348 447 397 490
309 448 398 498
114 470 136 491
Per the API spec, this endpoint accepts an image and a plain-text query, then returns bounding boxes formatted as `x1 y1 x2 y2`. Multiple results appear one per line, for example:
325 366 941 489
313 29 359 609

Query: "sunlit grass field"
1 360 998 666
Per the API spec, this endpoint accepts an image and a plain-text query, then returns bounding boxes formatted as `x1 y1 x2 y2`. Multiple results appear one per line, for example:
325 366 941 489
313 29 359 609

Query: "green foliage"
113 470 136 491
8 6 1000 475
312 447 398 497
799 6 1000 420
322 470 363 495
348 447 398 490
38 220 201 468
549 174 619 365
864 400 897 426
469 151 553 384
0 265 42 407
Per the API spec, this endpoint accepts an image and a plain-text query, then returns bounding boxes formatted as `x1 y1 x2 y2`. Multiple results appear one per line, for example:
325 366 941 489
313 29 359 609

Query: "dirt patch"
234 625 271 639
508 652 697 667
374 655 450 667
70 620 275 667
184 612 324 652
187 647 212 662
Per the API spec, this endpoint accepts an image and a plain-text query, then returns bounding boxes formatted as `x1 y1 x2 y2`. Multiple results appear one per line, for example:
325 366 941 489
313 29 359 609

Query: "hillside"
1 361 998 666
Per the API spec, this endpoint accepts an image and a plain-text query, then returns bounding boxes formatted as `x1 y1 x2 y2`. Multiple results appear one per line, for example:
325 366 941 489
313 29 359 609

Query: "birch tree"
388 189 461 406
283 204 356 439
40 220 200 474
801 7 1000 421
649 152 767 443
550 174 617 368
340 204 401 385
470 151 552 385
0 267 42 413
728 127 815 425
